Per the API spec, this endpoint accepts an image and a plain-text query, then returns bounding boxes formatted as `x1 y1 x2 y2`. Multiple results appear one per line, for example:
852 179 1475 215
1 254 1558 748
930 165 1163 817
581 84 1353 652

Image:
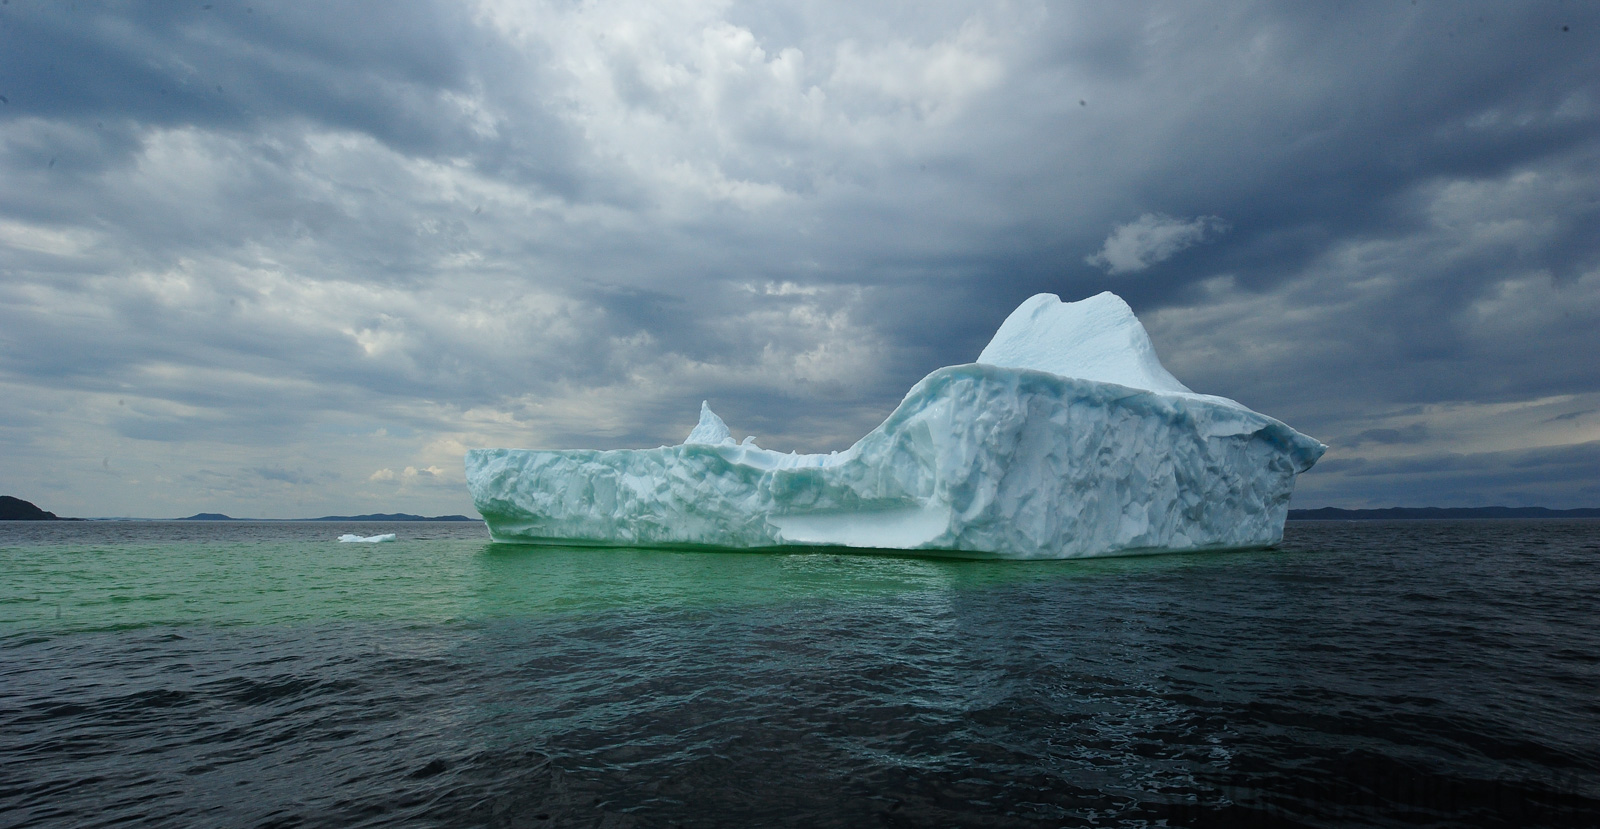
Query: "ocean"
2 519 1598 827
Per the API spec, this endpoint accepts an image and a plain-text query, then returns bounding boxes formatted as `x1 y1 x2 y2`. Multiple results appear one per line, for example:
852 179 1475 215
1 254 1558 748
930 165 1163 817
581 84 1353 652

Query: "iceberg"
338 533 397 543
465 292 1325 559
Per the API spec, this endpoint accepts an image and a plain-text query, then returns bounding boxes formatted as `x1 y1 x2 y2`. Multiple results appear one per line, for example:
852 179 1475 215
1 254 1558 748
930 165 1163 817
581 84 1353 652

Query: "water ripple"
1 520 1598 826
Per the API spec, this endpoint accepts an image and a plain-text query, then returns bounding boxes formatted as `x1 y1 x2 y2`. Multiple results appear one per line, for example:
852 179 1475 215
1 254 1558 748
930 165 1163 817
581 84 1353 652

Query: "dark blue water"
3 520 1598 827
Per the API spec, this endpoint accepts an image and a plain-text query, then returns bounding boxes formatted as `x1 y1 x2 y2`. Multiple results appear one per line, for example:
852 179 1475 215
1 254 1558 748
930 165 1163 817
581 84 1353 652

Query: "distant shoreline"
10 493 1600 524
173 513 479 522
1289 507 1600 520
5 494 487 522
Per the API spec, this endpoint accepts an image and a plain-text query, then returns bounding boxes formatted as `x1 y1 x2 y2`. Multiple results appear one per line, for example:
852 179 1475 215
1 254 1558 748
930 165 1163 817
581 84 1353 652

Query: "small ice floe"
338 533 397 543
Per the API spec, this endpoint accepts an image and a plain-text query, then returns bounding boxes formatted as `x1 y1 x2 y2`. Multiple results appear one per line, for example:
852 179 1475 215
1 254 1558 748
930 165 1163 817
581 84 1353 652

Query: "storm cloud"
1 1 1596 517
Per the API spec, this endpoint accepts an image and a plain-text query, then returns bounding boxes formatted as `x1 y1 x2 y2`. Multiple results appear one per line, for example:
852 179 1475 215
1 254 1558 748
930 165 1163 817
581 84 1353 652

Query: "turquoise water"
4 520 1599 827
1 521 1223 633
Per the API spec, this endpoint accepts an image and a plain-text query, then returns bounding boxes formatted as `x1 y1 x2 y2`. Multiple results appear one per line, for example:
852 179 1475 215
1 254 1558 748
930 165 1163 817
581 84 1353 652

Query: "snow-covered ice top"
682 291 1214 465
977 292 1193 395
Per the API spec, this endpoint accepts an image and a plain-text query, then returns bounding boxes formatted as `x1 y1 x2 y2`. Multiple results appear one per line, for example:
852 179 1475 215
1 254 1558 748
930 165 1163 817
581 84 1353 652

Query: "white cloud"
473 0 1011 209
1086 213 1230 274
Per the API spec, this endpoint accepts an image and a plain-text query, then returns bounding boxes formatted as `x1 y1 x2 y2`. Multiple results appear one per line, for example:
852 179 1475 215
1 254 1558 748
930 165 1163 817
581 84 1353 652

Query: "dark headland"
1 495 75 520
1290 506 1600 520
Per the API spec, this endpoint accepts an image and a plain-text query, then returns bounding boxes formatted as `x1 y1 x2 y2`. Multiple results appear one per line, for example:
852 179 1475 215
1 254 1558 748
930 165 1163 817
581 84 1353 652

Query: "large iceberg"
465 292 1325 559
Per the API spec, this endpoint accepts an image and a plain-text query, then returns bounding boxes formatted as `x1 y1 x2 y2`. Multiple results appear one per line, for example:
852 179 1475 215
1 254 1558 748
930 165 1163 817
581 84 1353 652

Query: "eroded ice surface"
466 292 1325 559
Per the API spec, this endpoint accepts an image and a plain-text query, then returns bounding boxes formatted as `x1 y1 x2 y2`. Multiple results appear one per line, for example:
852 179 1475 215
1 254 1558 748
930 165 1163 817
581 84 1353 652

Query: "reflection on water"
5 520 1598 826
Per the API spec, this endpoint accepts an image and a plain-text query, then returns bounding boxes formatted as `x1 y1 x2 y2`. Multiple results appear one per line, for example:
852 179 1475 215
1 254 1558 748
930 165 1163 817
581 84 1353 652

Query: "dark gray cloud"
0 0 1596 516
2 2 475 150
1296 441 1600 509
248 466 334 486
1343 424 1431 449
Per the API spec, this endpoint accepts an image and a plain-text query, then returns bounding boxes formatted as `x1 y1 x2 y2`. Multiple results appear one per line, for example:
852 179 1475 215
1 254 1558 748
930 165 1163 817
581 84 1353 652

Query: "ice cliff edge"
465 292 1325 559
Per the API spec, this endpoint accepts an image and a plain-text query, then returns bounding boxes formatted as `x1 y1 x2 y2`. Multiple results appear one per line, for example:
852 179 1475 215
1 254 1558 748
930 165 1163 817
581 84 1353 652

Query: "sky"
2 1 1597 519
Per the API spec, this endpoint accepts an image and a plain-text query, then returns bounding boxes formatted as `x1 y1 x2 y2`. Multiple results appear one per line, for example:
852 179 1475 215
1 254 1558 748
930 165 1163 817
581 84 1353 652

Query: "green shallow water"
2 520 1251 633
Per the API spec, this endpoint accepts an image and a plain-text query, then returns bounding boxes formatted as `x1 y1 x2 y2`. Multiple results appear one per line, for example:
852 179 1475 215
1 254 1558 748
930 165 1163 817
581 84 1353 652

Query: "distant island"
1 495 75 520
177 512 477 522
1289 506 1600 520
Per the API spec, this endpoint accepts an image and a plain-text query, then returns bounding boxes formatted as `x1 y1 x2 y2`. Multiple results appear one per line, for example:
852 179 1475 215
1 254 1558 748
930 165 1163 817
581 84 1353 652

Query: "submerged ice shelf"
465 292 1325 559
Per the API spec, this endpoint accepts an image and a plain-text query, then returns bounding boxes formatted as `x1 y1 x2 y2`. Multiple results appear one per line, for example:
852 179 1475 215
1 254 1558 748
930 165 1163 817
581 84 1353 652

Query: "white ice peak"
977 292 1193 395
685 401 735 446
685 401 760 449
